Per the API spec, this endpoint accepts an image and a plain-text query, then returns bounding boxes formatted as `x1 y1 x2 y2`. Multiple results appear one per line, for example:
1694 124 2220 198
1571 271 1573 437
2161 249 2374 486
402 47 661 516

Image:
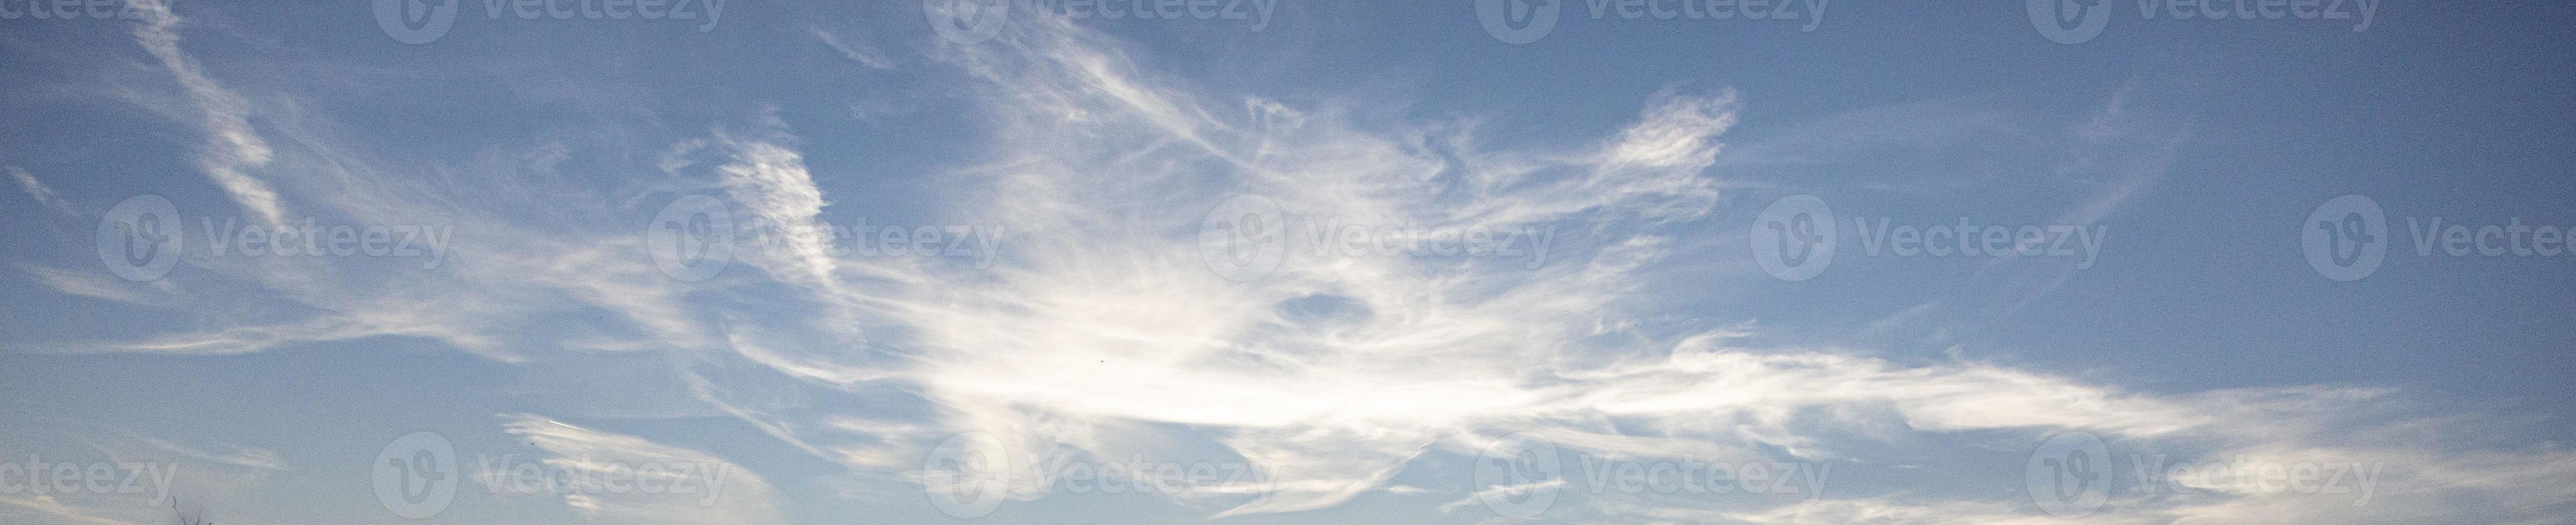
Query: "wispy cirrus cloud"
493 415 786 525
811 27 896 70
10 167 76 217
691 19 2573 522
129 0 284 230
0 432 289 525
0 494 138 525
16 7 2573 525
12 264 181 306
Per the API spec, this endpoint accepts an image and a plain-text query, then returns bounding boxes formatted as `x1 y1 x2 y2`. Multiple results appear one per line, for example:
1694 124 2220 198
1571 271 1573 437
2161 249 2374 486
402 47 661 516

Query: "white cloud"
0 433 294 525
1438 479 1563 514
10 167 76 217
0 494 138 525
494 415 787 525
19 10 2571 524
811 27 896 70
128 0 285 229
12 264 181 306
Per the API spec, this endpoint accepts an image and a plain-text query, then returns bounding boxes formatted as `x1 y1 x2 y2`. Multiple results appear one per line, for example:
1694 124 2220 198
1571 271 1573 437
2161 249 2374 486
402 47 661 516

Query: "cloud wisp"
15 9 2573 524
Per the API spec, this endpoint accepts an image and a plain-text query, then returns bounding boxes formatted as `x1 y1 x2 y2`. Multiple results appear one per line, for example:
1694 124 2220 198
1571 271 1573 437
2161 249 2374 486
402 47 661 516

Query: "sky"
2 0 2574 523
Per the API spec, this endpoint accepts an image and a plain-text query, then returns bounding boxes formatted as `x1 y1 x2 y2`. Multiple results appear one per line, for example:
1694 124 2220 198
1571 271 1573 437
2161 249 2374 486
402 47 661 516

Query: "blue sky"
3 0 2574 523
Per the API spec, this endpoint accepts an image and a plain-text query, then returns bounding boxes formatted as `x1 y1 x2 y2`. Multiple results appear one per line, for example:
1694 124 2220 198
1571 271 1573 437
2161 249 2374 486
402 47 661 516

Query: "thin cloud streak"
13 9 2571 525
